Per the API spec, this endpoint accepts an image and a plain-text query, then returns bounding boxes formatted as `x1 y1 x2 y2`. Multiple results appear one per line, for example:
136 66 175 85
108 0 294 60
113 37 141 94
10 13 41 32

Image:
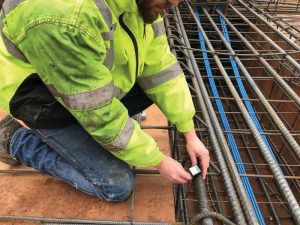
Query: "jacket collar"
107 0 139 16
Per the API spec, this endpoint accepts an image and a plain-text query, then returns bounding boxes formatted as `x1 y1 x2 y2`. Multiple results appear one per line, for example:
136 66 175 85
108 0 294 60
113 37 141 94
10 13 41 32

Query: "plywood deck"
0 106 175 224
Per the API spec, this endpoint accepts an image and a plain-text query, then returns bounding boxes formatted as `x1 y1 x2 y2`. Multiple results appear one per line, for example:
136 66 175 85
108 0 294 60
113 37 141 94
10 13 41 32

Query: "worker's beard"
137 0 166 24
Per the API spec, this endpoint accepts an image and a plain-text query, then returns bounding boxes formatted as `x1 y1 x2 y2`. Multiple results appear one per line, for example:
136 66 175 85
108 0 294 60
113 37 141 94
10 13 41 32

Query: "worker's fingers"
176 162 192 180
156 155 192 184
180 169 193 181
170 163 192 184
199 154 210 179
173 176 189 184
189 151 197 166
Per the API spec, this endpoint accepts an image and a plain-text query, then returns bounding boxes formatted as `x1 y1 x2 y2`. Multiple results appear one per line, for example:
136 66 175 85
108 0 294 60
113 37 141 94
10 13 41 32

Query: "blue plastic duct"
219 13 279 164
194 7 266 225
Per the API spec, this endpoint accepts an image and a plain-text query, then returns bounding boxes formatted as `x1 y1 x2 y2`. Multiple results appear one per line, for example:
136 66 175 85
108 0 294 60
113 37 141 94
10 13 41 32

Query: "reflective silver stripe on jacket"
101 118 135 151
0 0 28 62
94 0 115 70
152 20 166 38
47 82 114 110
113 85 127 100
2 0 24 12
102 23 116 70
138 62 183 90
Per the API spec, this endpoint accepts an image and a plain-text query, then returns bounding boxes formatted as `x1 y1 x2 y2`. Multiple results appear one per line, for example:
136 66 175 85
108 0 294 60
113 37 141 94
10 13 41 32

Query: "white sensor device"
189 165 201 177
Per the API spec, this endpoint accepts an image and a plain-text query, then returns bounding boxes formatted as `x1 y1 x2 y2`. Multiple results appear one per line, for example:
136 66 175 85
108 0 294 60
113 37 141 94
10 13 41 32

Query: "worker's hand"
184 129 210 179
155 155 192 184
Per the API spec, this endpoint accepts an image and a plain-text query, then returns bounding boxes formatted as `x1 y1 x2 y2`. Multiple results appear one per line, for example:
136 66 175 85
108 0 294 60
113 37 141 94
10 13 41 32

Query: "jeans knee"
94 171 134 201
114 173 135 201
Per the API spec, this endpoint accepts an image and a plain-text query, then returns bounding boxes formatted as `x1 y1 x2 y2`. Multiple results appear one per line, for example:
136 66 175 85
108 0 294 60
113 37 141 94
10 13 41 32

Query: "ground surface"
0 106 175 224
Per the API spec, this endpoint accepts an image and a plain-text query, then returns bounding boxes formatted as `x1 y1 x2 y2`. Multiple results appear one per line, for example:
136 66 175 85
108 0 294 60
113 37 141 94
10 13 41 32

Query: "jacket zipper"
119 13 139 78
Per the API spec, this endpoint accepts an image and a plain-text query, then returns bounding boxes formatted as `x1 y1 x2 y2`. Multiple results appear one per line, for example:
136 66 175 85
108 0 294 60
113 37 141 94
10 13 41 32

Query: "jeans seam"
45 172 97 197
13 128 108 199
10 127 25 158
33 129 131 201
34 129 97 185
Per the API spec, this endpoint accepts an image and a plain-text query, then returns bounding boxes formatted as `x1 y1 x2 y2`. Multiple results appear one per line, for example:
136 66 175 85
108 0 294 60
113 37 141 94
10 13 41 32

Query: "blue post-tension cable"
195 7 265 225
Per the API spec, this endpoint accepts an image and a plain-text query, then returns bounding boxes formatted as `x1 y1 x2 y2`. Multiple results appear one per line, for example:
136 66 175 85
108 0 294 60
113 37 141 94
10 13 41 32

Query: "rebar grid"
247 0 300 14
0 1 299 225
166 0 300 224
243 0 300 44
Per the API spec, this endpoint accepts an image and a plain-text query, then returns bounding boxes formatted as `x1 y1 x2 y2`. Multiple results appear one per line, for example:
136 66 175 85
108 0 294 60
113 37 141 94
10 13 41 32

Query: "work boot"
0 115 21 165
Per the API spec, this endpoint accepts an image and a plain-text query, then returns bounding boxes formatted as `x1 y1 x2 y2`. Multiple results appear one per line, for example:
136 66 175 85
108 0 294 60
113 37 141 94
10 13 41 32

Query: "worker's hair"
0 0 3 8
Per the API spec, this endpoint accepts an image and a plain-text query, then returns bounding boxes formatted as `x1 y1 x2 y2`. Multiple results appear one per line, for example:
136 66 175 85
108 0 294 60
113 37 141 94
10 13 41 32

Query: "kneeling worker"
0 0 210 201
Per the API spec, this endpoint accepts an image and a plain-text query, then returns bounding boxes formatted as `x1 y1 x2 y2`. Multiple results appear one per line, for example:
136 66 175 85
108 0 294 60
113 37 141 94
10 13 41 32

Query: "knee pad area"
93 171 135 201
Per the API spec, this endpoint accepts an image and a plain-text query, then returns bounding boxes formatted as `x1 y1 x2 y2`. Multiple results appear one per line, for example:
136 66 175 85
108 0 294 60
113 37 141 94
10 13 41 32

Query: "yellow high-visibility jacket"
0 0 195 166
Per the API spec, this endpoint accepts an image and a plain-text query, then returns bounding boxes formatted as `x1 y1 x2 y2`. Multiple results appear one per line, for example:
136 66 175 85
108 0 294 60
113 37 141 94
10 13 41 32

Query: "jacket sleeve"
138 18 195 133
17 23 163 167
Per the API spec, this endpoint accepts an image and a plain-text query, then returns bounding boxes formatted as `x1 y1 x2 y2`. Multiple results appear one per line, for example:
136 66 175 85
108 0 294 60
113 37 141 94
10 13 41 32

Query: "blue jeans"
9 85 153 201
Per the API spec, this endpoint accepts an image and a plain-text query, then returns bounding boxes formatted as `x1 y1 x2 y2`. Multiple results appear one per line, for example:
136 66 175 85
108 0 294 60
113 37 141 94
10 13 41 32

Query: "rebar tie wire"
168 5 249 225
187 2 300 223
195 7 264 224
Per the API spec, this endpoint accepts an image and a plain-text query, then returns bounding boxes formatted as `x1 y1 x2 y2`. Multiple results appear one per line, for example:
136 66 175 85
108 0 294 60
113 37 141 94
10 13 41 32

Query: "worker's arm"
139 18 195 133
139 18 210 178
16 23 163 167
